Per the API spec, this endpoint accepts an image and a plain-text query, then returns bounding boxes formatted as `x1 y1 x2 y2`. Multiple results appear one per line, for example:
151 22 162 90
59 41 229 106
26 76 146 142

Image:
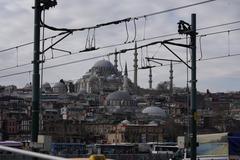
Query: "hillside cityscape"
1 0 240 160
1 58 240 159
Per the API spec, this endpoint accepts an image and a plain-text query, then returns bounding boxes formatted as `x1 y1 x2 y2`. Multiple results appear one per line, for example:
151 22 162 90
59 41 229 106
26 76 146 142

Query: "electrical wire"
136 0 216 19
197 20 240 31
124 21 129 43
0 54 107 79
128 52 240 72
51 38 54 59
198 35 205 60
0 31 68 54
39 0 216 32
0 19 239 58
0 0 222 55
0 27 240 73
1 51 240 80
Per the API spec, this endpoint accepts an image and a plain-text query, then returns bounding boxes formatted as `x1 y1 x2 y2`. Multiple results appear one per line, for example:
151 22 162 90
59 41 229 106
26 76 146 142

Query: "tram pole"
190 13 197 160
31 0 41 143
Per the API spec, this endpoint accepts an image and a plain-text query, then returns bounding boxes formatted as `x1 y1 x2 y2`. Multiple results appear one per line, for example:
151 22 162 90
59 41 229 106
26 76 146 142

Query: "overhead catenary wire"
136 0 216 19
1 51 240 79
39 0 216 32
198 35 205 60
129 51 240 72
0 27 240 73
124 21 129 43
0 20 239 57
0 31 68 54
0 0 222 55
1 32 240 80
0 54 107 79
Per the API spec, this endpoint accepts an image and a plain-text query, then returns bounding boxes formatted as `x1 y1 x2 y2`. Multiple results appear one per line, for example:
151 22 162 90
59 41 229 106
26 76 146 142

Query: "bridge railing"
0 144 68 160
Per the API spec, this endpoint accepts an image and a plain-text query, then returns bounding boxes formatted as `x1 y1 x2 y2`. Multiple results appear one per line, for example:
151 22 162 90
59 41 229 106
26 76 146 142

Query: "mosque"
37 47 168 125
75 59 123 94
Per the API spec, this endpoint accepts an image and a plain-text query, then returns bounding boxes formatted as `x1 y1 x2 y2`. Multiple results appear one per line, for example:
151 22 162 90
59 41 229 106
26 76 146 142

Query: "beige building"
107 120 164 144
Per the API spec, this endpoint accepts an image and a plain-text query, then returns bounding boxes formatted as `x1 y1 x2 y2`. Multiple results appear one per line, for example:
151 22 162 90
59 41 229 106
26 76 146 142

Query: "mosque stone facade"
75 60 123 94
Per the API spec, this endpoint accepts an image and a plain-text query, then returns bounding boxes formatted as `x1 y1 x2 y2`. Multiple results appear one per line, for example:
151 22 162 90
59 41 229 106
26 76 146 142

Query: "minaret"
123 62 129 91
169 61 173 96
133 42 138 87
114 48 118 70
149 67 152 89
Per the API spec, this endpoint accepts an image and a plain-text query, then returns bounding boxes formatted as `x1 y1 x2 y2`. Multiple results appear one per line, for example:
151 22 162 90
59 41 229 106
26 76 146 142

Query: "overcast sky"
0 0 240 92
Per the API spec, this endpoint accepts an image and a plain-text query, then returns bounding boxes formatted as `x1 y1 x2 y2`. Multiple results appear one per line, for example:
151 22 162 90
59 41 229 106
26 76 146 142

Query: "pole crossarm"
42 31 72 54
162 41 191 48
146 59 163 66
162 43 192 69
52 47 72 54
146 57 181 63
138 65 156 69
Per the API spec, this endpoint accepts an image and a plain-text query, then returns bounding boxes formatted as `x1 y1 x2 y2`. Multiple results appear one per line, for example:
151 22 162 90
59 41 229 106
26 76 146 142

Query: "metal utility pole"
190 13 197 160
31 0 41 143
149 67 152 89
158 13 197 160
114 49 118 70
169 61 173 96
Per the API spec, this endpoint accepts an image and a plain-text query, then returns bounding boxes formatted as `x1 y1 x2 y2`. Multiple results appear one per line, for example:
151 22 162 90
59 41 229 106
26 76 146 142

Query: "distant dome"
142 106 167 118
42 82 51 88
42 82 52 92
121 119 130 125
105 90 136 107
53 81 67 94
149 121 158 125
106 90 132 101
24 83 32 90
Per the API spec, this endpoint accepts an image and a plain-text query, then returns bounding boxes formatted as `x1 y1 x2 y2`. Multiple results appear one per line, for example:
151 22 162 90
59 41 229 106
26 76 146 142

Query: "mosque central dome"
93 60 114 69
92 59 116 76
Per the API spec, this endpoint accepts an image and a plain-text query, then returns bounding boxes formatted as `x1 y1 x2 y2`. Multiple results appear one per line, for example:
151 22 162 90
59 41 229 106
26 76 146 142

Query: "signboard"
228 132 240 160
177 136 185 149
197 133 228 157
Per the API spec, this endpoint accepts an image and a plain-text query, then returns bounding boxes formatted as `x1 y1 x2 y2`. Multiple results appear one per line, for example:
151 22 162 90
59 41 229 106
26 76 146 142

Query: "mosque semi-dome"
106 90 132 101
105 90 135 107
142 106 167 118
